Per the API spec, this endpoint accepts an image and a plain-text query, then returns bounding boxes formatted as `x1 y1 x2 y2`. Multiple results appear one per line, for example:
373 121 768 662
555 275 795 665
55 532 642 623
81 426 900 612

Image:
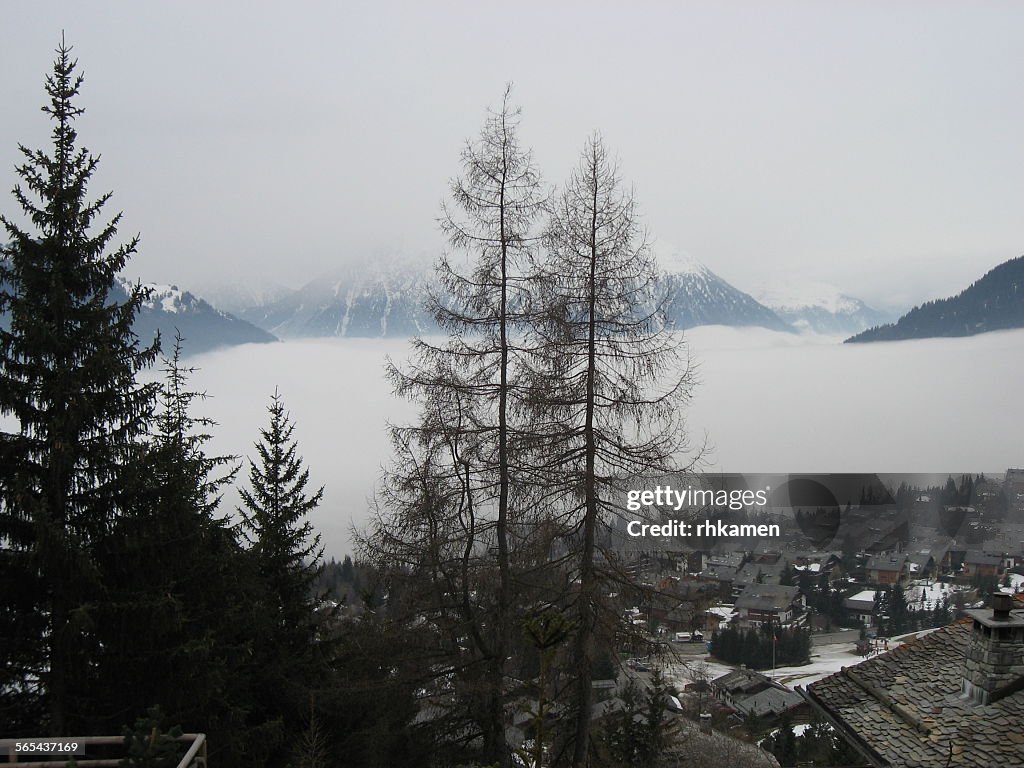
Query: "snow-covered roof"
847 590 878 604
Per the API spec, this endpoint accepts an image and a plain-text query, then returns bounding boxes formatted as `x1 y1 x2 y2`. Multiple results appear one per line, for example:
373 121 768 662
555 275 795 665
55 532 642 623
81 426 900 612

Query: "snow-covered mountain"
659 255 794 332
234 254 797 338
118 279 278 355
755 279 894 336
0 274 276 355
236 258 435 339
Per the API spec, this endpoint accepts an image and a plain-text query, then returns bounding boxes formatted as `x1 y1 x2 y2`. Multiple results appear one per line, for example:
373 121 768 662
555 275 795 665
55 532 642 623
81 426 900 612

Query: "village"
575 470 1024 765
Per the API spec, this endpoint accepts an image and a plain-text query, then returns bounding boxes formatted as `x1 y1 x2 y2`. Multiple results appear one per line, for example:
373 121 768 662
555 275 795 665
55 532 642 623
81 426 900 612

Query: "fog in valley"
177 326 1024 559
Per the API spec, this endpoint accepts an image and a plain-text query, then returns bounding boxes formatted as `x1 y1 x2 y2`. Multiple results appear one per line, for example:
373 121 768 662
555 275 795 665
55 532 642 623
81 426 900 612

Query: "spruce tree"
239 388 324 632
238 389 326 757
92 336 274 766
0 40 158 734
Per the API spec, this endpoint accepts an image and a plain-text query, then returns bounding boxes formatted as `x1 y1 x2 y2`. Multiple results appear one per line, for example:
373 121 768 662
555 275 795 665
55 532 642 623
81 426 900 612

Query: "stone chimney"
960 592 1024 705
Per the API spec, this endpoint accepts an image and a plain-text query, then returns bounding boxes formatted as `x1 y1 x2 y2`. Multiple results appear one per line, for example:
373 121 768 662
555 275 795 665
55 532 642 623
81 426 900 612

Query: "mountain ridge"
232 257 796 338
115 279 278 355
846 255 1024 343
756 279 894 336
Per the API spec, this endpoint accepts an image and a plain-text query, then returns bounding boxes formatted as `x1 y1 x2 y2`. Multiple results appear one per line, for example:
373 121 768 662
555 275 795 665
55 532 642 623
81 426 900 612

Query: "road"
810 629 860 646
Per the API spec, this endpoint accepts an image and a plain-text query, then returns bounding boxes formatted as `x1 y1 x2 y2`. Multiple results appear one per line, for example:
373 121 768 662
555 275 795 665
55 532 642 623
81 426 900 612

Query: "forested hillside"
847 256 1024 342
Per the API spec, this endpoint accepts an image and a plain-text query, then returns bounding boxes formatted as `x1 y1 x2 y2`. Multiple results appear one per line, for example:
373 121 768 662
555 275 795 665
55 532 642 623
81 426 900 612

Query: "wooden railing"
0 734 206 767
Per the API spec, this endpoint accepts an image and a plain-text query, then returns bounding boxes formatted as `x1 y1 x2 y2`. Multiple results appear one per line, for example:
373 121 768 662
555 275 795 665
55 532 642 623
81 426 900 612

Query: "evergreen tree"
932 596 952 627
0 40 158 734
889 583 910 635
238 388 324 629
91 337 269 766
773 715 799 767
340 554 355 582
237 389 329 759
601 676 668 768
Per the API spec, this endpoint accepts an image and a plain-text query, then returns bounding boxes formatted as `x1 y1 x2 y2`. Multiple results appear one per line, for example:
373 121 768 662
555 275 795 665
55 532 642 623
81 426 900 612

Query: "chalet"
711 668 804 720
732 560 785 598
974 476 1004 504
843 589 879 628
676 551 706 573
650 598 698 633
865 553 908 586
980 526 1024 567
703 605 735 632
961 551 1002 580
734 583 803 629
803 593 1024 766
906 551 935 580
1004 468 1024 508
791 551 843 581
700 562 741 600
751 550 782 566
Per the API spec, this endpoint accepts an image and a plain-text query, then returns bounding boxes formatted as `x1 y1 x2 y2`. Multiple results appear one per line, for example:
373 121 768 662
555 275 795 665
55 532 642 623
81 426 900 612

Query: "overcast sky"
2 2 1022 310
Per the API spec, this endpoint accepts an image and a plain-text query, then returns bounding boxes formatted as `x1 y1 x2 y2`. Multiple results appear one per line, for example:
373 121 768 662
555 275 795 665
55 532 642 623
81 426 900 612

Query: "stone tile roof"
805 621 1024 767
734 685 804 718
712 668 771 696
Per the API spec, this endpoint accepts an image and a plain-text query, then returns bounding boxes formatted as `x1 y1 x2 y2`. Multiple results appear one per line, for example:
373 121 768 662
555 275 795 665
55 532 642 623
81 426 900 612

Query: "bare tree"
367 85 546 767
522 133 700 767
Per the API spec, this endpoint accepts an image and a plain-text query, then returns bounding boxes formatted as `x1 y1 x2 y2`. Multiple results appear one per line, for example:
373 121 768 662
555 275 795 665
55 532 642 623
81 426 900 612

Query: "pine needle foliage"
238 388 324 625
0 39 158 734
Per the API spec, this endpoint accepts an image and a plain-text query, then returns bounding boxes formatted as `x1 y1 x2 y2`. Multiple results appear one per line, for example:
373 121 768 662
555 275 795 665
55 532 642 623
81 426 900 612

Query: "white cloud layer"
174 327 1024 558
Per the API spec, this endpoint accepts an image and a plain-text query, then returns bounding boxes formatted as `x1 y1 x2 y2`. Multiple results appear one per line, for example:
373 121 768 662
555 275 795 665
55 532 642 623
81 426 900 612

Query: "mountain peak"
112 276 277 355
658 258 794 333
657 250 711 277
754 278 892 336
755 279 859 314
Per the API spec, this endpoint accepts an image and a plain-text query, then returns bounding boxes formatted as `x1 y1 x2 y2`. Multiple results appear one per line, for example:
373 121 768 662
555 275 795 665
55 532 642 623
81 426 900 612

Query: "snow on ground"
658 640 895 692
771 643 882 688
1000 573 1024 593
906 579 962 609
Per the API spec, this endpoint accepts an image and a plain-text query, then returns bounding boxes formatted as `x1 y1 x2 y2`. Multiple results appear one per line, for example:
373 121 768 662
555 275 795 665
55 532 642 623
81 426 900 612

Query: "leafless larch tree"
521 133 701 768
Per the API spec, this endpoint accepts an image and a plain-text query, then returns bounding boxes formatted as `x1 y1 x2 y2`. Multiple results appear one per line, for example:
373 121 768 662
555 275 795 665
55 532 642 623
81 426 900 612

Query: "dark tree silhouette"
0 40 158 734
239 389 324 628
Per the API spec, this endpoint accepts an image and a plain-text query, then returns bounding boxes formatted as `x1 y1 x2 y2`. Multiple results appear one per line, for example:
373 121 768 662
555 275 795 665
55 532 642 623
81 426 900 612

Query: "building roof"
734 685 804 718
804 621 1024 767
963 551 1002 567
844 590 878 610
707 605 736 620
866 553 907 573
713 667 771 696
790 550 841 564
735 561 785 586
708 551 746 569
735 584 801 612
704 563 740 581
